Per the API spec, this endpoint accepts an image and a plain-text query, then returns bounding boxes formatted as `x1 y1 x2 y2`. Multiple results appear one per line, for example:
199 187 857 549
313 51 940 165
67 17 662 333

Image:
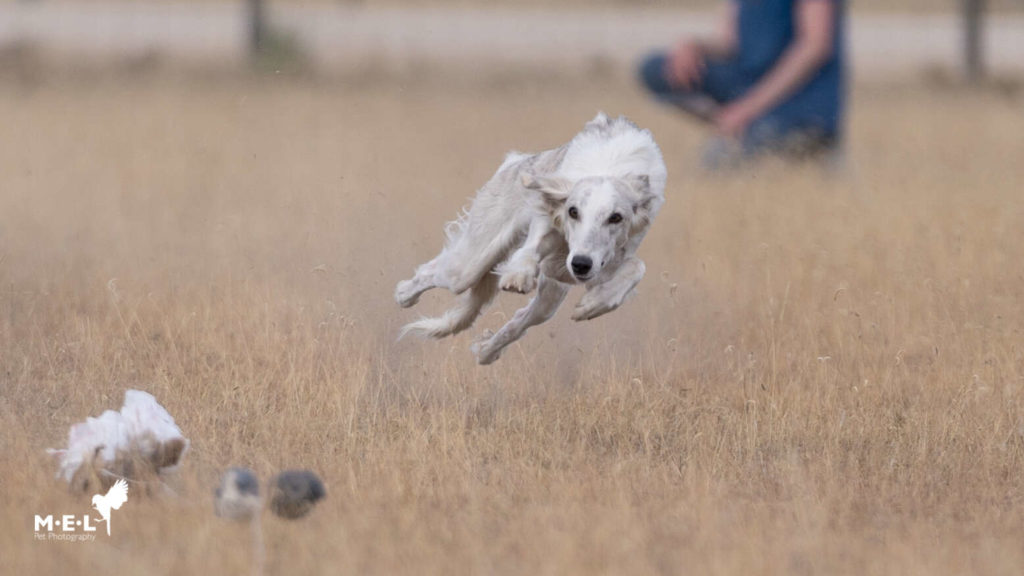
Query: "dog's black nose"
570 255 593 278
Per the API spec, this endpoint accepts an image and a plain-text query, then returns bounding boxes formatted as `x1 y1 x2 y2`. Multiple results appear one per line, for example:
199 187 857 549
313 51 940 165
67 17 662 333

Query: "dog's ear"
626 174 650 197
626 174 653 212
626 174 656 232
521 172 570 210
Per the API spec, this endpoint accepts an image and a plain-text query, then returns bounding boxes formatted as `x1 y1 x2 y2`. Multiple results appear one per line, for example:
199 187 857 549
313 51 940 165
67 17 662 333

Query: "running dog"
395 113 667 364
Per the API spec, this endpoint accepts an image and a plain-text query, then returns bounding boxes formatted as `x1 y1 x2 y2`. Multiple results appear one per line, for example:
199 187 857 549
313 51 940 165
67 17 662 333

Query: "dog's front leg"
572 256 646 321
471 274 568 365
496 215 550 294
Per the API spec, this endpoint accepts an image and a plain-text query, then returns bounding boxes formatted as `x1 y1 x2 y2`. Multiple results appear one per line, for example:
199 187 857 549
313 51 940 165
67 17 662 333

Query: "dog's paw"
571 293 617 321
394 280 421 308
471 330 501 365
499 266 538 294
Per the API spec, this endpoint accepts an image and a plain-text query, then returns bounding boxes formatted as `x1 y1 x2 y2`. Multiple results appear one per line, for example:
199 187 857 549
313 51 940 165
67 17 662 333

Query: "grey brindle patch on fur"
395 112 666 364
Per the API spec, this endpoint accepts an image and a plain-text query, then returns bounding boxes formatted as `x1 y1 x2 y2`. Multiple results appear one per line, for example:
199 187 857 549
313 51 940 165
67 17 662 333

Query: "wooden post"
962 0 985 82
248 0 266 57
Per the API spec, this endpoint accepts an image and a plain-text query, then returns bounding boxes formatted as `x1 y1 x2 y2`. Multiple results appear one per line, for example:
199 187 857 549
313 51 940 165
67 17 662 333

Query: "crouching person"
639 0 846 168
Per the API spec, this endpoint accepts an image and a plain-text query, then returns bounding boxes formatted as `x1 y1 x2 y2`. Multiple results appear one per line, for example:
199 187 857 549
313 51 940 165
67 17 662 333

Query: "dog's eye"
568 206 579 220
607 213 623 225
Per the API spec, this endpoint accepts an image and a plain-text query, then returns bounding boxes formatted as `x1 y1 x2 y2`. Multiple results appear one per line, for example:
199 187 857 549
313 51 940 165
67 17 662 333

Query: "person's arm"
666 3 738 89
716 0 836 137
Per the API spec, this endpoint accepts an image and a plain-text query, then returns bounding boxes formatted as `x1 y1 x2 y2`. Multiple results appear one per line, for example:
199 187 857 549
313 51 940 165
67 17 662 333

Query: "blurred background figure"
269 469 325 520
214 467 266 576
215 467 262 521
639 0 846 169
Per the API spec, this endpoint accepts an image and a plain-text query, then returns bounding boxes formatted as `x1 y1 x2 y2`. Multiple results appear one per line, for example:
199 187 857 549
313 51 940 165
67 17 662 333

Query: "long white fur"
395 112 666 364
558 114 668 197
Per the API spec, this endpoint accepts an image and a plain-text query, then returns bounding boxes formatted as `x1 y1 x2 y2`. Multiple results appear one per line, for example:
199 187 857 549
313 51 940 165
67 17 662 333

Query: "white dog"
395 113 666 364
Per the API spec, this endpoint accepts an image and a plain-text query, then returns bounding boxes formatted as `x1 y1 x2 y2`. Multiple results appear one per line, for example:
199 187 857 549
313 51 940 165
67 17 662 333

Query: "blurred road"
2 3 1023 77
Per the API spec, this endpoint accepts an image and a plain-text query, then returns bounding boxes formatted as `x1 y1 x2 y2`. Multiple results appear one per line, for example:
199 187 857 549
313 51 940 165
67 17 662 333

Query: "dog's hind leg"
399 272 499 339
471 275 568 365
396 216 519 308
395 248 455 308
396 270 434 309
571 256 646 321
446 219 524 295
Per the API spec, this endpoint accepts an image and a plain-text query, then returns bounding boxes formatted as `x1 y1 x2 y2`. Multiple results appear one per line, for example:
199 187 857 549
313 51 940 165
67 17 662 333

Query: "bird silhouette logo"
91 478 128 536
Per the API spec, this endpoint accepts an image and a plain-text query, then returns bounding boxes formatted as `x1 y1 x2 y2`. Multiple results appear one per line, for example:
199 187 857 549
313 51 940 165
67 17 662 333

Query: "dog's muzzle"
570 255 593 280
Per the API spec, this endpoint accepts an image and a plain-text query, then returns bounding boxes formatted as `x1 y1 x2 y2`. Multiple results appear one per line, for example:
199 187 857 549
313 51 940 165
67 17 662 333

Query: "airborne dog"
395 113 667 364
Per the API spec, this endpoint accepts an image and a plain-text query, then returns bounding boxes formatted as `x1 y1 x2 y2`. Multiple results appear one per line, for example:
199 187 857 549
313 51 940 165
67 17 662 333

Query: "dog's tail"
398 273 499 340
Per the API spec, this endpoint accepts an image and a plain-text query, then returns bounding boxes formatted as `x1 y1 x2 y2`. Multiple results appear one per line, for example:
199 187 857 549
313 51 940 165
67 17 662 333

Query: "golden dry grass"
1 71 1023 575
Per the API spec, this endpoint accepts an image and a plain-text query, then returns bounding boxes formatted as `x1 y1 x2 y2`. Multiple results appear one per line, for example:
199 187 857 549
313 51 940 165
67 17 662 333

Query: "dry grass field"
1 68 1023 575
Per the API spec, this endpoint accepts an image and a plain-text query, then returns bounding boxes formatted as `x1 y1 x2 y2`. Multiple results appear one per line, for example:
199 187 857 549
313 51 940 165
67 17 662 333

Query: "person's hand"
665 40 704 89
715 100 758 139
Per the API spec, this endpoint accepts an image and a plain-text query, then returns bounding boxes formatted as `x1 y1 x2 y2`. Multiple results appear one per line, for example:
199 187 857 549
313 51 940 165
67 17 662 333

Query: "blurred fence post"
248 0 266 57
962 0 986 82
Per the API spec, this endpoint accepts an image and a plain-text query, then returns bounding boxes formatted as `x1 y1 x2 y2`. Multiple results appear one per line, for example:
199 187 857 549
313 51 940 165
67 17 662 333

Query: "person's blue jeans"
639 52 837 160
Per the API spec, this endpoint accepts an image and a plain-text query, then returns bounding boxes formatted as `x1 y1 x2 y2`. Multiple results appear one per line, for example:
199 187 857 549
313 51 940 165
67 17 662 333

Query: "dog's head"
523 172 655 283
